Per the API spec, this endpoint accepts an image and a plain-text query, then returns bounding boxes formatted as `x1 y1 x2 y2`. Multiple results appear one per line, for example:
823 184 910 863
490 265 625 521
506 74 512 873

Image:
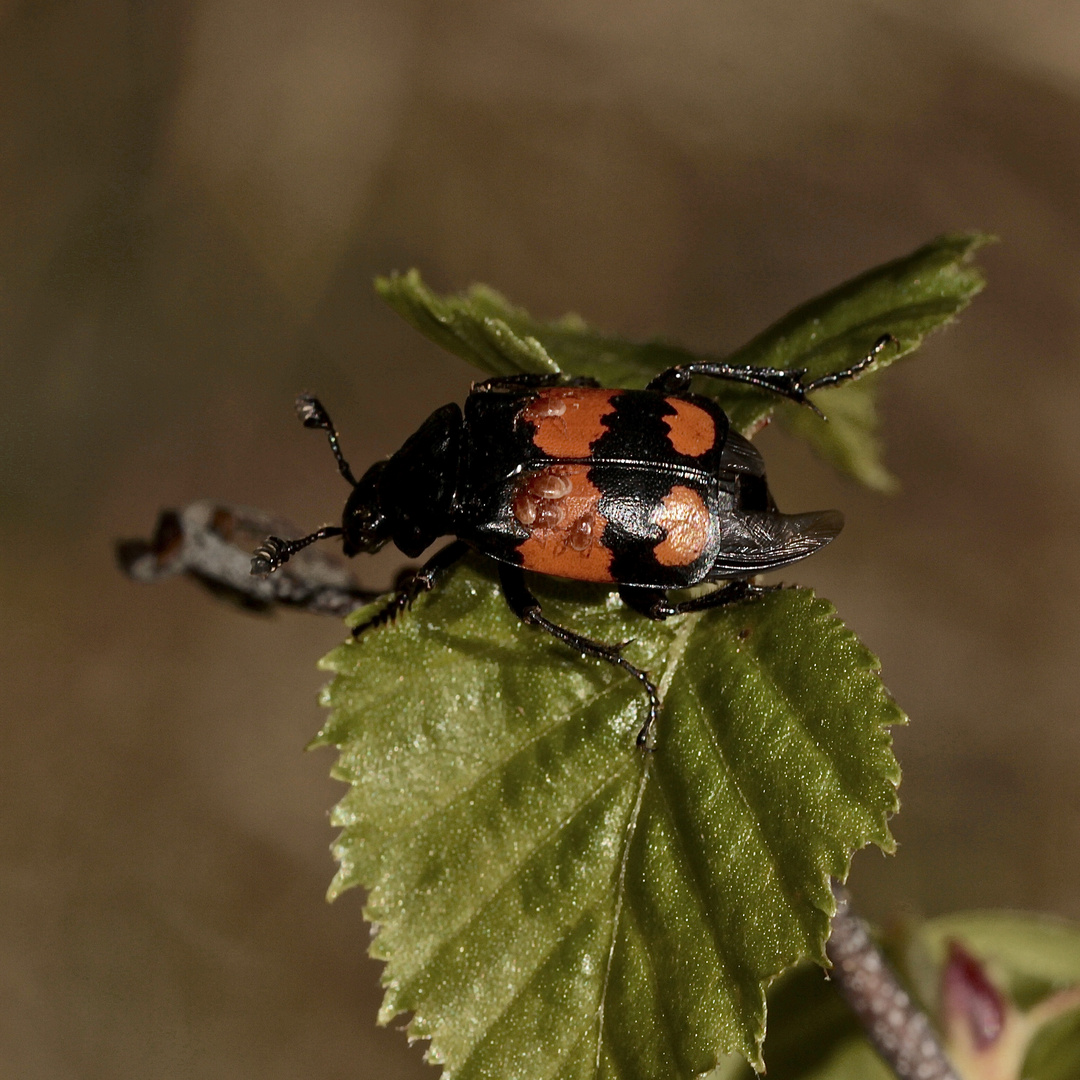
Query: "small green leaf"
1025 1009 1080 1080
774 375 898 493
316 559 902 1077
726 910 1080 1080
736 232 992 490
919 911 1080 1080
377 235 989 490
917 911 1080 1008
375 270 561 377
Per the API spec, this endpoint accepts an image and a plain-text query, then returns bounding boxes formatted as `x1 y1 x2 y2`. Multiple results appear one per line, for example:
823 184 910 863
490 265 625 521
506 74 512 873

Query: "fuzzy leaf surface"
376 234 989 489
315 559 902 1078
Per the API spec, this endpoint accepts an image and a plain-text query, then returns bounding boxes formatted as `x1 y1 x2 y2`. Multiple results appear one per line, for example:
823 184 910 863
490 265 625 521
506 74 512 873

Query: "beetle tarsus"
351 571 437 636
635 692 660 751
800 333 895 395
619 579 771 620
674 579 765 611
351 588 416 637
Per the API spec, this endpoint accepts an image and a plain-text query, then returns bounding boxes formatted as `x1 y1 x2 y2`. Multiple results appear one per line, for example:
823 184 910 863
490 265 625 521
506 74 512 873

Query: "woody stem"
826 881 961 1080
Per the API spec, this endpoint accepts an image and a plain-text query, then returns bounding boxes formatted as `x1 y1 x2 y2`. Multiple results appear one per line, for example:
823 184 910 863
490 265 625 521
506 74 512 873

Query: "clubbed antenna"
251 526 344 576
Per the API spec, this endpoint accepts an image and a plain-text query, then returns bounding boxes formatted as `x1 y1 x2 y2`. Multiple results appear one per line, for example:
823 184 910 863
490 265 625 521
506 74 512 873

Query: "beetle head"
342 461 392 555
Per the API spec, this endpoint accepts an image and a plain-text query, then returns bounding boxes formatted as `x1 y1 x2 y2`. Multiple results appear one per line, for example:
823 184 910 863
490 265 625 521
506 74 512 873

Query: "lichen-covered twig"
827 881 961 1080
117 501 378 617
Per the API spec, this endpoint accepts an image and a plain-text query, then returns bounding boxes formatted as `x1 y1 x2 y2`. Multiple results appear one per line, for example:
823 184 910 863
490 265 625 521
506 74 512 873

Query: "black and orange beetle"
252 337 891 747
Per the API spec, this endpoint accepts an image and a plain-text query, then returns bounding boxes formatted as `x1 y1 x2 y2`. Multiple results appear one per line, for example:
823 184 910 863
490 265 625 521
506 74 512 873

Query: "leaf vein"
451 895 612 1080
596 759 650 1078
620 883 692 1076
392 767 633 1013
648 765 755 1000
375 676 640 845
731 611 888 822
685 675 813 943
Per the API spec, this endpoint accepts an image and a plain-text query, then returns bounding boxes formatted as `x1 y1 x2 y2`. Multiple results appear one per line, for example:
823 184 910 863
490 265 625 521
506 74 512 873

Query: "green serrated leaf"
727 232 992 490
376 270 561 377
776 375 898 493
377 235 988 490
315 558 903 1078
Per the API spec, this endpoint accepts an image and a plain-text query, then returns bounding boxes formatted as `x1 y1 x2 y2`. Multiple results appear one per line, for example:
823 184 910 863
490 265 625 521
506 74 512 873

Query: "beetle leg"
620 580 770 620
351 540 469 638
499 565 660 750
618 584 678 620
472 373 601 392
646 334 895 412
799 334 894 394
665 579 775 613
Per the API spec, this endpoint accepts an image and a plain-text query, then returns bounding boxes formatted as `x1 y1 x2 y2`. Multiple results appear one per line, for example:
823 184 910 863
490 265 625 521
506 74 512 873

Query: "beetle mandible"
252 337 892 748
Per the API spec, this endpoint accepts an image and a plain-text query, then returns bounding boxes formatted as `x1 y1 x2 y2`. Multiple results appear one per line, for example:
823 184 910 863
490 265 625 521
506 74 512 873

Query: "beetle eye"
736 473 772 512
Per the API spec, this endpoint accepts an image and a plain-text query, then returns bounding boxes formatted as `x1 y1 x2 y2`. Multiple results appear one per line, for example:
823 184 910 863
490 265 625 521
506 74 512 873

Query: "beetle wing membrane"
709 508 844 578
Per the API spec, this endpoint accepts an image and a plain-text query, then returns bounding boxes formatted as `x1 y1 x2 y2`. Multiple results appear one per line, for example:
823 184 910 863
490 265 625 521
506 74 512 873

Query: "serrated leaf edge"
319 581 903 1078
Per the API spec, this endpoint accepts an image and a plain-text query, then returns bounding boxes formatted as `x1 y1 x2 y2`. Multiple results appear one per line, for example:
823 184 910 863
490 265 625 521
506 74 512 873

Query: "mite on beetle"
252 337 892 747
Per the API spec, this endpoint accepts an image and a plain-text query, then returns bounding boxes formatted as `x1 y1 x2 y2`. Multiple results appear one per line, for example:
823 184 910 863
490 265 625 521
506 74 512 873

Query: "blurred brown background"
3 2 1080 1077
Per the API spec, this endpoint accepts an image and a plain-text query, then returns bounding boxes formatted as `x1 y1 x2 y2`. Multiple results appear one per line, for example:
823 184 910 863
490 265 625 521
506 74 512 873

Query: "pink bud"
941 940 1006 1051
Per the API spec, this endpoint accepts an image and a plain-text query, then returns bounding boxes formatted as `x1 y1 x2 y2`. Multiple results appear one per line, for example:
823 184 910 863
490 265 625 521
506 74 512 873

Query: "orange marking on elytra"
522 388 619 457
515 465 613 582
662 398 715 457
653 485 709 566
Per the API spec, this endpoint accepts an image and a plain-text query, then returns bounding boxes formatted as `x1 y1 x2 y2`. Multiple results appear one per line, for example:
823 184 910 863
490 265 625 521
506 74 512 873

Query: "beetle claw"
635 691 661 751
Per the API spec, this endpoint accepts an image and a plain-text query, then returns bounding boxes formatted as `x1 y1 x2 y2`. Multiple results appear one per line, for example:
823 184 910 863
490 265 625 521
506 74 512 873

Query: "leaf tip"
374 266 422 292
326 869 350 903
950 230 999 253
879 832 899 856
